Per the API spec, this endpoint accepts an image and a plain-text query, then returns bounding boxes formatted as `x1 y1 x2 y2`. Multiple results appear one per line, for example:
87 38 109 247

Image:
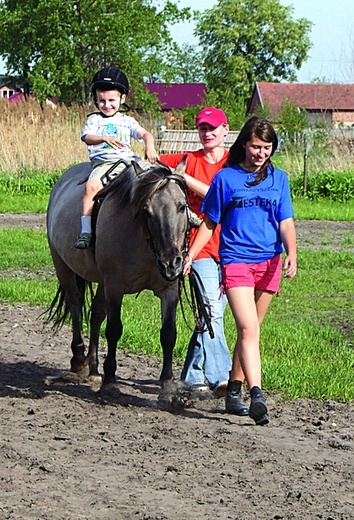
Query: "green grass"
0 227 353 402
261 260 354 401
1 180 354 402
0 170 60 213
0 229 51 269
1 192 353 221
0 193 49 213
293 198 354 220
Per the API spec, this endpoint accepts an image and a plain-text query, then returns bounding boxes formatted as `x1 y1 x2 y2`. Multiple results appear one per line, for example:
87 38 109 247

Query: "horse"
46 158 189 391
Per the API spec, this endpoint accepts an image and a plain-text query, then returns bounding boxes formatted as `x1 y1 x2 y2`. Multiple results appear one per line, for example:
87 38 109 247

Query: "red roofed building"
247 82 354 127
145 83 206 110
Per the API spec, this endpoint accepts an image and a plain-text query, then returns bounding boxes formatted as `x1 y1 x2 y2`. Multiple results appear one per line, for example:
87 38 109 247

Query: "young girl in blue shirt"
184 116 297 426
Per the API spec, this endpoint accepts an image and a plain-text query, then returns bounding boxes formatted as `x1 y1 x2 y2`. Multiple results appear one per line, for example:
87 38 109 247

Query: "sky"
1 0 352 83
170 0 354 83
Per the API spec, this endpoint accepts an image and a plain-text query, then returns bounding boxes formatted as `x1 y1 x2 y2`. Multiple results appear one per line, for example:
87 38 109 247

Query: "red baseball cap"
195 106 228 128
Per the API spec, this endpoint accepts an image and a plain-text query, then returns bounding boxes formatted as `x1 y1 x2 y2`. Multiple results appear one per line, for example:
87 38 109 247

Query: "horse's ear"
131 160 145 176
173 154 188 176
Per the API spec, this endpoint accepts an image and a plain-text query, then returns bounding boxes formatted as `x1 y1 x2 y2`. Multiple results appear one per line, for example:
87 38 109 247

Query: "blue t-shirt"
201 164 294 264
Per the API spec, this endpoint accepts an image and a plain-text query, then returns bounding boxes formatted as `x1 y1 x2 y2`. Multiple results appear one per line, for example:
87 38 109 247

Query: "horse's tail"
43 275 93 330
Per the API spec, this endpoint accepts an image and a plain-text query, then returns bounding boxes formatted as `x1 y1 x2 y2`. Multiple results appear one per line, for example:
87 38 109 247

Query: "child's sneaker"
74 233 92 249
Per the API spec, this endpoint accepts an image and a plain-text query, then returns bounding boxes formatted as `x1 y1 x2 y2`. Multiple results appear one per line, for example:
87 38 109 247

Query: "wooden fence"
157 129 240 154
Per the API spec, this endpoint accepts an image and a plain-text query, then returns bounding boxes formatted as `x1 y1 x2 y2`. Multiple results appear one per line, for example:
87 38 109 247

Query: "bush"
291 170 354 202
0 170 62 194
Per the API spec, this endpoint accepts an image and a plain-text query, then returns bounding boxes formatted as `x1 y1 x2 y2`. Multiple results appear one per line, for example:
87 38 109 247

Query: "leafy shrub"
0 169 62 194
291 170 354 202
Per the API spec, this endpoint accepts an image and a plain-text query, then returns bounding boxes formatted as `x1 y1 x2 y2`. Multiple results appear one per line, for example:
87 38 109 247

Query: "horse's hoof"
157 380 194 413
88 373 102 383
70 365 90 379
98 382 121 398
44 372 84 385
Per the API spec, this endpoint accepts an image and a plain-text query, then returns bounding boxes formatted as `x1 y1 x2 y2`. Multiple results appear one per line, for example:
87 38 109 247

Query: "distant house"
8 92 35 102
8 91 58 108
247 82 354 127
145 83 206 110
0 74 21 98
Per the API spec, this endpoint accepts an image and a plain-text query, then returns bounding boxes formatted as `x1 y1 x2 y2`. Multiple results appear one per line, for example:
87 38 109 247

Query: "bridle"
144 173 191 271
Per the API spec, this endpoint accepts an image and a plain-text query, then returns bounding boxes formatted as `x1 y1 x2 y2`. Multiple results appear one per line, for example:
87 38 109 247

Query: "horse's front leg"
159 290 179 382
101 296 123 389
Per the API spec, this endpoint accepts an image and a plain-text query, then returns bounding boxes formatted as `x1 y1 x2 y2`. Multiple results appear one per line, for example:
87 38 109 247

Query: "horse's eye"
178 203 187 213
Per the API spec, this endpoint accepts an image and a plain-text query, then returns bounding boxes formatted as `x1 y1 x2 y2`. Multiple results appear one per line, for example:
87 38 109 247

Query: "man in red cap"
160 107 248 415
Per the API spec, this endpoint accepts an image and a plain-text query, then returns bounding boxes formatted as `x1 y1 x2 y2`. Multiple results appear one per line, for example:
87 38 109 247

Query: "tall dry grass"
278 134 354 177
0 98 155 174
1 97 354 177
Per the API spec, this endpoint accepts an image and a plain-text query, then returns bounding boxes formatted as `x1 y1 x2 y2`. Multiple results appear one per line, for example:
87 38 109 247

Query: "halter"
144 172 191 269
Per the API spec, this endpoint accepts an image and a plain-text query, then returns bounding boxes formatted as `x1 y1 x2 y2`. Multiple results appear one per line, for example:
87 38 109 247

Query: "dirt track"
1 215 354 519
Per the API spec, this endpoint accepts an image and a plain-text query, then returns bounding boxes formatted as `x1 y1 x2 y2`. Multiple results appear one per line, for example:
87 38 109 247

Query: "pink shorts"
221 255 282 293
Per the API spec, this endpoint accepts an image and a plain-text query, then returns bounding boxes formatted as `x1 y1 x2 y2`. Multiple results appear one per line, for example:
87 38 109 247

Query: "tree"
276 99 308 142
195 0 313 105
159 43 205 83
0 0 192 106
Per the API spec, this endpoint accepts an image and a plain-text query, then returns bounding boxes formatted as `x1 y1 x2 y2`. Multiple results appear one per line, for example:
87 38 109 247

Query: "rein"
178 267 214 338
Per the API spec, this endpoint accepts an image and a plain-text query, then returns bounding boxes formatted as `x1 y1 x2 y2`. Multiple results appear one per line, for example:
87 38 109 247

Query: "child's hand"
104 136 124 149
145 146 159 164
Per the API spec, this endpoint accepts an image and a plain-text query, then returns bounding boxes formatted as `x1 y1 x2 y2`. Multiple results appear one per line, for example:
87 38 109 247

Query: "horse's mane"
102 161 178 210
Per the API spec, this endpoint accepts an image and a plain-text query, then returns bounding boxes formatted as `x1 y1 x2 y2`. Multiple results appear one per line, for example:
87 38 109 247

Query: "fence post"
303 131 312 196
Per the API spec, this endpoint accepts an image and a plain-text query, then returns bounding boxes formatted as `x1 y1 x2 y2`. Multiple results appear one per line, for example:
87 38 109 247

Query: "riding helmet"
91 66 129 97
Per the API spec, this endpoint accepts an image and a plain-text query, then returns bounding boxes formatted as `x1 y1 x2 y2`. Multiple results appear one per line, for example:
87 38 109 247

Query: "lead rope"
178 266 215 339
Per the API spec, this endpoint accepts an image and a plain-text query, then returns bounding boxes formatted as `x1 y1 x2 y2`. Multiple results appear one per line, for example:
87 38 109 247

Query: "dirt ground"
1 214 354 520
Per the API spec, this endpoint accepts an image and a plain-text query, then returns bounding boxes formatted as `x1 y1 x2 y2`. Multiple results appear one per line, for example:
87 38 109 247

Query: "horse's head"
133 158 189 281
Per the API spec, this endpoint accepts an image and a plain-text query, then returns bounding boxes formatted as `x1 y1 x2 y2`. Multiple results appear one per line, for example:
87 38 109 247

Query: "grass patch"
0 278 56 307
2 192 354 222
0 172 59 213
0 229 51 269
0 193 50 213
293 198 354 221
1 225 353 401
262 319 354 402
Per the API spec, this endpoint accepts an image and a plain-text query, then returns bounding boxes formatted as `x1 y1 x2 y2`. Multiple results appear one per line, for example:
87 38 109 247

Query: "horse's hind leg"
50 252 89 376
86 284 106 378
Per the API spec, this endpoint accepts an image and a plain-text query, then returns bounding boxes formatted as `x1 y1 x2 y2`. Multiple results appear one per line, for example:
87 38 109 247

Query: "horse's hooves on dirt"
71 365 90 379
97 383 121 398
44 372 85 385
87 374 102 384
157 380 195 413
